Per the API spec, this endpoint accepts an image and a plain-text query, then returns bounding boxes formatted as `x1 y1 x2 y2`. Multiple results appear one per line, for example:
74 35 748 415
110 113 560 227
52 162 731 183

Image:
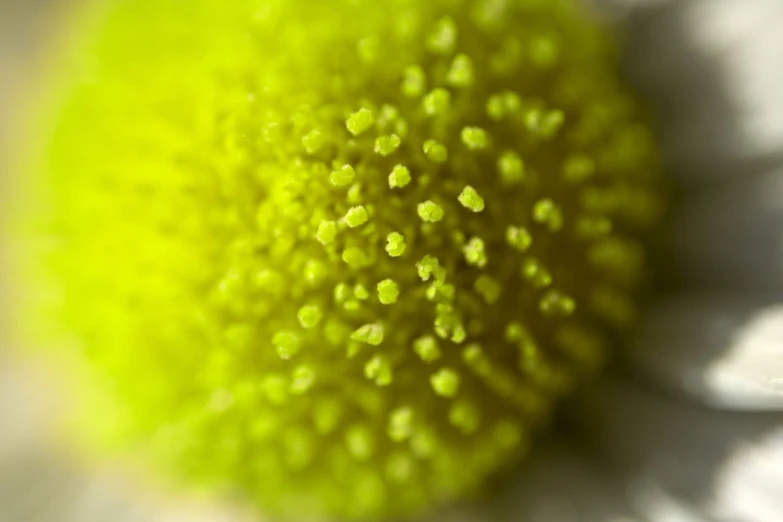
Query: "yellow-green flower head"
40 0 664 519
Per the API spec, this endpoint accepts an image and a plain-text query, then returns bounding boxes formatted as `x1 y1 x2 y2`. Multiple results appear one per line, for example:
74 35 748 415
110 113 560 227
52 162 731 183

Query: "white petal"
578 378 783 522
0 449 258 522
713 428 783 522
0 357 257 522
671 168 783 293
621 0 783 185
0 356 66 454
628 295 783 410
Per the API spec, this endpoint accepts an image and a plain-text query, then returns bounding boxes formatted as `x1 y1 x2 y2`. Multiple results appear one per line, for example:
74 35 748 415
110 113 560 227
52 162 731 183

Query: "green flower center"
40 0 664 519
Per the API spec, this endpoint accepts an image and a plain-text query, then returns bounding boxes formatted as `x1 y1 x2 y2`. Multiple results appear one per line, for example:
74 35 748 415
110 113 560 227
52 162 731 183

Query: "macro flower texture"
0 0 781 521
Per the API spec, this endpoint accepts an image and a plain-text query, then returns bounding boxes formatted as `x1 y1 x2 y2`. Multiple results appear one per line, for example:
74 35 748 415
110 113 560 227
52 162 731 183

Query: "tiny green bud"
388 164 411 188
460 126 489 151
375 134 401 156
346 108 375 136
430 368 460 397
417 200 445 222
423 139 448 163
297 305 323 328
329 164 356 187
351 322 385 345
344 205 369 228
458 185 485 212
377 279 400 305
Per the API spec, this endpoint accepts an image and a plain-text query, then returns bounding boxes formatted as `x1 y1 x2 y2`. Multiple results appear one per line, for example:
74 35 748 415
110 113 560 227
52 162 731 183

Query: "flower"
14 0 667 519
0 0 781 521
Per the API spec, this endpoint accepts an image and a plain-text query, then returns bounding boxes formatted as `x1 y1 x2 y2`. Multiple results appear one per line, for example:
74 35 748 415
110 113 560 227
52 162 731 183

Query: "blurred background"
1 1 782 521
0 1 256 520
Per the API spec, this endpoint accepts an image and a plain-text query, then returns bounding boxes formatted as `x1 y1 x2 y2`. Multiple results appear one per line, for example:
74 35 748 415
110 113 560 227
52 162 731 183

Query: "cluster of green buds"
38 0 664 519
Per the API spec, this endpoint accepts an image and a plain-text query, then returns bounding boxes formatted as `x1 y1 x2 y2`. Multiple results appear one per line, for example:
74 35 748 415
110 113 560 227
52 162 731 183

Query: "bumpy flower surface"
42 0 664 519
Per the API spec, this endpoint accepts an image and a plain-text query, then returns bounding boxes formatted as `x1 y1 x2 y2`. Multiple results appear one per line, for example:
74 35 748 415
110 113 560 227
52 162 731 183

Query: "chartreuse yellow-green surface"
37 0 665 519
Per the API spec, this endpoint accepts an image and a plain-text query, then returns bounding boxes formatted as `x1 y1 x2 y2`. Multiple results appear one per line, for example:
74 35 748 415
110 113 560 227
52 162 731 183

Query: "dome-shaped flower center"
41 0 664 519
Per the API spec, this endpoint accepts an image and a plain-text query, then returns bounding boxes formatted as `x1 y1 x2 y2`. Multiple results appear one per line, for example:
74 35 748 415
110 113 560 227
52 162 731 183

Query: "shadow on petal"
421 441 644 522
576 376 783 522
669 169 783 293
627 295 783 410
617 0 783 189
